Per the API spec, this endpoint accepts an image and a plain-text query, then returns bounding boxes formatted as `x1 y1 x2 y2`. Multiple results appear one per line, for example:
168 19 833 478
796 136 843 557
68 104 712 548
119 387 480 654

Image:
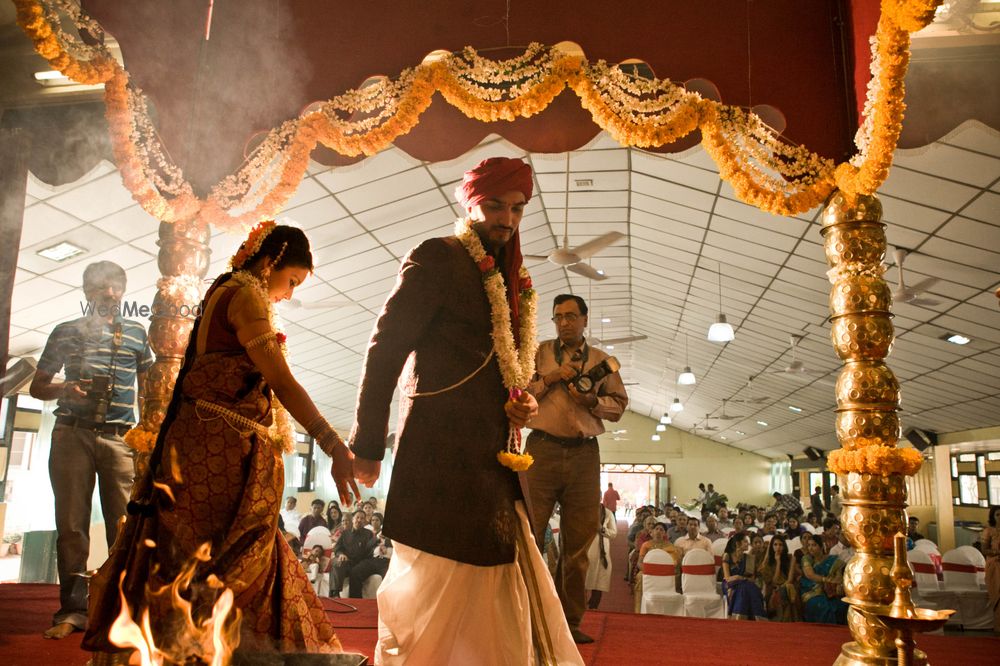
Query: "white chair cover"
954 546 987 587
940 547 993 630
303 525 333 551
800 522 814 533
787 536 802 554
681 549 726 618
913 539 939 554
763 534 773 543
908 548 940 592
640 549 685 616
711 538 728 571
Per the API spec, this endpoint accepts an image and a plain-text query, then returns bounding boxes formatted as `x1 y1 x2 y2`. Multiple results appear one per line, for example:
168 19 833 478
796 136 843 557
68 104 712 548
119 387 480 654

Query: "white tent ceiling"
9 121 1000 459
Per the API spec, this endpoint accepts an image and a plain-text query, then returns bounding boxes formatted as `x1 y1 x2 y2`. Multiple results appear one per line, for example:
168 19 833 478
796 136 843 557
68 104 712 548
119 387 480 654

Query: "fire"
107 543 242 665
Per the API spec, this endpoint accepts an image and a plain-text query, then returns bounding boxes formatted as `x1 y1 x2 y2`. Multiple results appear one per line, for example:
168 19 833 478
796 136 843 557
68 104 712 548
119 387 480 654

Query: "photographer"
525 293 628 643
29 261 153 639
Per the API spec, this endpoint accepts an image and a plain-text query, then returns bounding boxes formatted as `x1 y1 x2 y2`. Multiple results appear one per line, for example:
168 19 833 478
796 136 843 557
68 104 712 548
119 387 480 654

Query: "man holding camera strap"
29 261 153 639
525 293 628 643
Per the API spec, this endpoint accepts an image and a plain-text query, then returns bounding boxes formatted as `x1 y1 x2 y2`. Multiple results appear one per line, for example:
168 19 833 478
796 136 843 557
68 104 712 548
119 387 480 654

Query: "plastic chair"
640 549 685 616
681 549 726 618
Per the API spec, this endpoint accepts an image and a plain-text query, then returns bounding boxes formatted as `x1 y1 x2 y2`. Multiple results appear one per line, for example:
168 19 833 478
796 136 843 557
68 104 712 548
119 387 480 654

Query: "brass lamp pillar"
822 191 923 666
133 217 211 474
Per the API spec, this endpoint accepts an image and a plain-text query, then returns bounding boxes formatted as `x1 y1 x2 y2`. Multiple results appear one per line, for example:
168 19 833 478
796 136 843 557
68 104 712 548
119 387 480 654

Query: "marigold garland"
827 446 923 477
455 218 538 471
123 424 158 454
17 0 945 230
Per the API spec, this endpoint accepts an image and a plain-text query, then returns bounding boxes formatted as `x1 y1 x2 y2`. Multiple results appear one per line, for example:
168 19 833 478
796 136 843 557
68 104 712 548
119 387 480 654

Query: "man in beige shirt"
525 294 628 643
674 516 713 556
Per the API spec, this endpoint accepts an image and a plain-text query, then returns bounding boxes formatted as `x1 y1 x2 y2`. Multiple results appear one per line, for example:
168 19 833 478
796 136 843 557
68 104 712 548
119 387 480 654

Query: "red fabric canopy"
82 0 869 193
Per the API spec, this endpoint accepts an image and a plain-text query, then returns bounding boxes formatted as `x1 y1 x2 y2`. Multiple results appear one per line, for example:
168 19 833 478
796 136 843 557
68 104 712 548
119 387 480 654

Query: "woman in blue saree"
722 532 767 620
799 536 849 624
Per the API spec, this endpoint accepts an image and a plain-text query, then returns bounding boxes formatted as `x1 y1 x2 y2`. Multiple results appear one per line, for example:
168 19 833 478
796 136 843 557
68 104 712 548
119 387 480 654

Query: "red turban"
456 157 533 351
455 157 533 209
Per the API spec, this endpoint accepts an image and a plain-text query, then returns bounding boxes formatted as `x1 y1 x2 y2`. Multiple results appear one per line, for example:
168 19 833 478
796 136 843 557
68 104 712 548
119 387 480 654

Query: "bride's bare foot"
42 622 78 639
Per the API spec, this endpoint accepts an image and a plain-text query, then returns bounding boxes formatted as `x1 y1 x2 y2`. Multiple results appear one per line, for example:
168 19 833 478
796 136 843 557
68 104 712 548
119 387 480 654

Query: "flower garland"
18 0 936 227
230 220 277 269
827 446 923 477
454 218 538 471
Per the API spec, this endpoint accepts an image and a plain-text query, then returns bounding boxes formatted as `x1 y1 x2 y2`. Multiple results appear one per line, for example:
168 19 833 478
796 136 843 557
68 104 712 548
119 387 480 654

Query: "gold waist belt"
193 398 270 441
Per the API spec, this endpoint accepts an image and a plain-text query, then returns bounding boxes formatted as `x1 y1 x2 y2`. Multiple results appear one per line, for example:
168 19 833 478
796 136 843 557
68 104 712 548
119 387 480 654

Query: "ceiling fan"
892 247 941 307
708 398 746 421
693 414 721 432
729 375 771 404
524 152 625 280
766 334 831 378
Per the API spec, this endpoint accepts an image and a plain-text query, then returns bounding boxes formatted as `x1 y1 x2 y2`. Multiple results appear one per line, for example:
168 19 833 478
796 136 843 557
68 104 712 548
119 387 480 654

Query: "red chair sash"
714 555 723 566
682 564 717 576
942 562 982 574
642 562 676 576
911 562 937 575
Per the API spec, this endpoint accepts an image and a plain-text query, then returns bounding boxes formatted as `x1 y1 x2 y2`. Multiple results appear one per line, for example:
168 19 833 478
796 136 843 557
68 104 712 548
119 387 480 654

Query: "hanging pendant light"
678 333 696 385
707 262 735 342
659 413 671 424
651 434 661 442
670 398 684 413
656 424 666 432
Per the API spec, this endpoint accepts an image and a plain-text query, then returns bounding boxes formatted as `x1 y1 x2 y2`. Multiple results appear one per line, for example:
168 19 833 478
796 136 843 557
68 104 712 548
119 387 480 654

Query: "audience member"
760 515 778 536
981 505 999 631
326 503 344 541
810 486 826 521
586 505 617 610
674 517 712 557
772 491 803 517
784 516 805 538
667 514 688 542
634 522 681 612
829 485 843 517
627 508 652 548
821 518 841 552
907 516 925 542
329 511 379 598
758 534 800 622
800 536 848 624
298 498 328 542
603 483 621 516
722 532 767 620
717 507 733 530
280 497 302 537
732 517 745 534
704 515 726 542
749 533 767 568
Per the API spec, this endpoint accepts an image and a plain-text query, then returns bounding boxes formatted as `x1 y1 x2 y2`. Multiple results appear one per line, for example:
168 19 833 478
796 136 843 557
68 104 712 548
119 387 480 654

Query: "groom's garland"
455 218 538 471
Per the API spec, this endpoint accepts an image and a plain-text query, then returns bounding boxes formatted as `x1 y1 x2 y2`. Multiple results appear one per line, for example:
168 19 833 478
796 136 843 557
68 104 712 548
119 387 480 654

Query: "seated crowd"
623 483 853 624
278 496 392 599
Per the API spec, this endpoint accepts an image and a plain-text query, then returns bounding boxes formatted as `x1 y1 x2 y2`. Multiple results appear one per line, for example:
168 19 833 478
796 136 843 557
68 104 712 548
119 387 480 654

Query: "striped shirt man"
37 315 153 426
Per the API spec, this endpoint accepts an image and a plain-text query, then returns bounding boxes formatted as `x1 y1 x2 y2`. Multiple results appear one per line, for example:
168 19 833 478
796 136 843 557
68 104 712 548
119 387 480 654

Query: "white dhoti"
374 501 583 665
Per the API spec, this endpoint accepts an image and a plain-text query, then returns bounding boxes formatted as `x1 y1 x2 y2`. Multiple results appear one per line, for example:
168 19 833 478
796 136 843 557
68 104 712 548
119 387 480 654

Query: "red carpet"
3 582 998 665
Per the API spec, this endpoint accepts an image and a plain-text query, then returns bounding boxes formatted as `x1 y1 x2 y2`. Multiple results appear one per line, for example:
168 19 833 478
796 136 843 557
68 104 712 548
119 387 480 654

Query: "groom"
350 157 582 664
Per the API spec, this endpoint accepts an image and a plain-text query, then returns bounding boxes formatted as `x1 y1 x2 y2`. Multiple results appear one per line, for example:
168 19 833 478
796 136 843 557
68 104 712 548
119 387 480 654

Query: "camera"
571 356 621 393
86 374 113 423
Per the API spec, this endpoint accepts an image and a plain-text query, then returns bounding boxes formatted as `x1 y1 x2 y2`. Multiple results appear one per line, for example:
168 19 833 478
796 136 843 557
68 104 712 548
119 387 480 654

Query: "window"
951 457 958 478
958 474 980 506
16 394 43 412
9 430 37 469
770 461 791 495
600 463 665 473
988 474 1000 506
977 455 986 478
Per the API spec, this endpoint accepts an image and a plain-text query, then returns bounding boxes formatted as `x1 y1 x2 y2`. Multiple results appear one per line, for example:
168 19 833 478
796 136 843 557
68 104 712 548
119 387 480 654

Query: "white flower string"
454 218 538 470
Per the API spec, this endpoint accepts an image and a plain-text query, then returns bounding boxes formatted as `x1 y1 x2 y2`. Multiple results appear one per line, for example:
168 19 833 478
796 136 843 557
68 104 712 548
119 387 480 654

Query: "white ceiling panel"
8 123 998 453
